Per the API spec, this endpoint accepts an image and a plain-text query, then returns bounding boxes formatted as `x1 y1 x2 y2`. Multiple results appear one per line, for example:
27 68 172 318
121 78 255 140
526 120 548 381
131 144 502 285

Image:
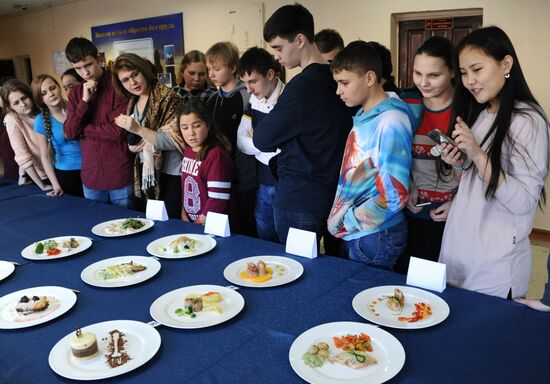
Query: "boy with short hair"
253 4 353 251
328 41 420 270
205 41 256 236
64 37 132 208
237 47 284 242
314 29 345 62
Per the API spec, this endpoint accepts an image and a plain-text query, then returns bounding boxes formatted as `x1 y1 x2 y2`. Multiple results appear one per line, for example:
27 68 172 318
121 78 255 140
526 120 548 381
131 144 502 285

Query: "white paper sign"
204 212 231 237
146 199 168 221
285 227 317 259
406 256 446 292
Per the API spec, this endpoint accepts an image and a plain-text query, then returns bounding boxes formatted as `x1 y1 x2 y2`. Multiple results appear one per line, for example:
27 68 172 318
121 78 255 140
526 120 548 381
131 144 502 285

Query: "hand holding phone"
426 129 467 160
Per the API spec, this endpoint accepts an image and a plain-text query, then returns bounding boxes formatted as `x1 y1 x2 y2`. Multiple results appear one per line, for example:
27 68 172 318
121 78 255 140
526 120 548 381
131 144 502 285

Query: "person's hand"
40 184 53 192
430 201 452 222
115 114 140 133
452 116 484 162
195 214 207 225
514 298 550 312
128 140 145 153
440 143 464 167
18 175 28 185
406 187 422 213
82 80 98 103
246 128 254 138
47 186 64 197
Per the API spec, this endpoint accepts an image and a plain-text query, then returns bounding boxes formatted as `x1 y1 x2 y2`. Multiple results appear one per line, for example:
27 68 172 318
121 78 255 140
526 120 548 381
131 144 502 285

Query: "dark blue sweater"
253 63 353 215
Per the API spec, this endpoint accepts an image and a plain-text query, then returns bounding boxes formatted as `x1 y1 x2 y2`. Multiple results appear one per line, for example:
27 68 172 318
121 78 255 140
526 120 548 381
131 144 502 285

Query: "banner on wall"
91 13 183 87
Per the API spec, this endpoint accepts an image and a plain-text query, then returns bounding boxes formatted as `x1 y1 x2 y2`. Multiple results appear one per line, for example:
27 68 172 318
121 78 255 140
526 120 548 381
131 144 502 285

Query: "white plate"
150 284 244 329
352 285 450 329
21 236 92 261
0 261 15 282
81 256 161 288
146 234 216 259
289 321 405 384
0 286 77 329
91 218 154 237
223 256 304 288
49 320 161 381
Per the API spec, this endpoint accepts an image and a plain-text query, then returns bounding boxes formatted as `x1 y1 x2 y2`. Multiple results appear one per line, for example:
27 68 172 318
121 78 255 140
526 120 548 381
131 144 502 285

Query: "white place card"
285 227 317 259
406 256 446 292
146 199 168 221
204 212 231 237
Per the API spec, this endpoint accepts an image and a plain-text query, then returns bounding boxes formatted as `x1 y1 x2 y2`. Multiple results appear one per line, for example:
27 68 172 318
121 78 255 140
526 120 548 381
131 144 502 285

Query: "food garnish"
302 342 330 368
333 333 373 353
121 218 145 230
398 302 432 323
162 236 198 253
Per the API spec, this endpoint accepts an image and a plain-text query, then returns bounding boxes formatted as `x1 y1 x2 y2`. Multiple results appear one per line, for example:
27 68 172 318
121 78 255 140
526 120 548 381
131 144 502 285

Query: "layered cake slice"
70 328 99 360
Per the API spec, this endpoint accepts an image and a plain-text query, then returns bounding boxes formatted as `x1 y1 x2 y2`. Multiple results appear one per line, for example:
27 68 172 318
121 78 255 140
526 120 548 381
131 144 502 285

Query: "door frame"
390 8 483 86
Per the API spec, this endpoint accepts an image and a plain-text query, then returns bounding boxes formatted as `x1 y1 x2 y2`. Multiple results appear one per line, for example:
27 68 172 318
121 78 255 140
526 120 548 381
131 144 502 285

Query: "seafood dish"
95 261 147 281
161 235 200 254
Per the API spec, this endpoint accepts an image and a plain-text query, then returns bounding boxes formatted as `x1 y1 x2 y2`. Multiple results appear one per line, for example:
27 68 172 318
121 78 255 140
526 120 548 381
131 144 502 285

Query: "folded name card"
406 256 446 292
204 211 231 237
146 199 168 221
285 227 317 259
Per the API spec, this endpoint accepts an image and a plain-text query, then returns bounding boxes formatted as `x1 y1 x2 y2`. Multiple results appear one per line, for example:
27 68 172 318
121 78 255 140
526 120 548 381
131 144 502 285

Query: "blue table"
0 184 549 383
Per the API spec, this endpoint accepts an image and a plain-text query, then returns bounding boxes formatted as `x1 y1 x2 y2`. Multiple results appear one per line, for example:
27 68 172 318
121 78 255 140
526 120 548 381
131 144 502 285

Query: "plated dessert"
70 328 99 361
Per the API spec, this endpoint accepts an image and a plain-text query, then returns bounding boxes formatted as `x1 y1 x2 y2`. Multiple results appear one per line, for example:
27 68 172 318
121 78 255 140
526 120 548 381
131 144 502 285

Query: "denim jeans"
82 184 134 209
255 184 278 242
343 220 408 271
273 207 327 247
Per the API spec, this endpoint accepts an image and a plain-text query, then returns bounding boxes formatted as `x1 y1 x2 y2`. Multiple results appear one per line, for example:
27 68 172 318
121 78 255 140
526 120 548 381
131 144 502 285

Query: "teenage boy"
253 4 353 250
64 37 132 208
314 29 344 62
237 47 284 242
328 41 420 270
205 41 255 236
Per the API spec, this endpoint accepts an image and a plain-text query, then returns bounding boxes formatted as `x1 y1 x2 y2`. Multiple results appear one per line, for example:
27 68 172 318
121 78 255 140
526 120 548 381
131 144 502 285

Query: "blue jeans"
82 184 134 209
273 207 327 247
343 220 408 271
255 184 278 242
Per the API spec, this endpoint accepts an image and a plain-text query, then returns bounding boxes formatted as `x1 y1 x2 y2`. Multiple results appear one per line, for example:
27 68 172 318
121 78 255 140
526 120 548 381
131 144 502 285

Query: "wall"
1 0 550 229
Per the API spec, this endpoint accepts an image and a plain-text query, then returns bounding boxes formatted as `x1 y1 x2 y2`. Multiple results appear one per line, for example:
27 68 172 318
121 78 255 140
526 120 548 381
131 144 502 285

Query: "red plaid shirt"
64 70 132 190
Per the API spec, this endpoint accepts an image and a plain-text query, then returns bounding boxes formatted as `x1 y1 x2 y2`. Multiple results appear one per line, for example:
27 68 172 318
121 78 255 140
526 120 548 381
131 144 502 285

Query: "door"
398 15 482 89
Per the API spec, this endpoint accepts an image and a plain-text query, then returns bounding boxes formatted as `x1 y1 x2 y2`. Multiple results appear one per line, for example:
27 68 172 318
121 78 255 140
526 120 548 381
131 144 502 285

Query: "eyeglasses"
119 71 141 84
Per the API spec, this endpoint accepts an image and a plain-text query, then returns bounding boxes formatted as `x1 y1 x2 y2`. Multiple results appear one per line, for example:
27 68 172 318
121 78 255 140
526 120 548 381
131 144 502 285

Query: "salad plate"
21 236 92 260
91 218 154 237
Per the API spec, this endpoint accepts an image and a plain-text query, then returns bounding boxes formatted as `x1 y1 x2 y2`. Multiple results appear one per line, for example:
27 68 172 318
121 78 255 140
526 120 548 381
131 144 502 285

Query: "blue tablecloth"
0 184 549 383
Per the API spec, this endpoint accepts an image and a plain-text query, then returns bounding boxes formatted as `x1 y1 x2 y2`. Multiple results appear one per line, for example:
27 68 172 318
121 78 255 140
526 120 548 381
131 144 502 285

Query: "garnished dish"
224 256 304 288
0 286 77 329
81 256 161 288
161 235 200 254
91 218 154 237
174 291 223 318
146 234 217 259
21 236 92 260
352 285 450 329
49 320 161 380
289 322 405 384
150 284 244 329
95 261 147 281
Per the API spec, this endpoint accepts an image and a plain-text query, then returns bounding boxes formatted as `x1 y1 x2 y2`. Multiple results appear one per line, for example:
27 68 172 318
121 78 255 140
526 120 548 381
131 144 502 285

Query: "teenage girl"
173 50 215 104
439 26 550 299
0 79 51 191
32 74 83 197
178 99 235 226
395 36 457 273
61 68 82 95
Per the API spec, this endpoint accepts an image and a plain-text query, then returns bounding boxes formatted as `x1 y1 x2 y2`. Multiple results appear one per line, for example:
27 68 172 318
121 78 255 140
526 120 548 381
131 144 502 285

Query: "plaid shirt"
173 83 216 105
64 71 132 190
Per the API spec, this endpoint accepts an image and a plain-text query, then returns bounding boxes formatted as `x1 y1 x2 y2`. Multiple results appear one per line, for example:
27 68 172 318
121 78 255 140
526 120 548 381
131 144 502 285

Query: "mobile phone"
415 202 432 207
426 129 467 160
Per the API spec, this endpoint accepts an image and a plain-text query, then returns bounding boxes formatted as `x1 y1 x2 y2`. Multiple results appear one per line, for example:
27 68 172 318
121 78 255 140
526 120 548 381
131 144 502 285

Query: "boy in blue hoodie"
328 41 420 270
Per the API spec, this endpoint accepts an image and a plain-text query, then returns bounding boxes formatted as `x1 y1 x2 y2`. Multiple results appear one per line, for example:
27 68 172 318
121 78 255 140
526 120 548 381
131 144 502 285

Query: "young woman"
32 74 83 197
0 79 51 191
395 36 458 273
439 26 550 299
178 99 235 226
173 50 215 104
61 68 82 95
113 53 183 217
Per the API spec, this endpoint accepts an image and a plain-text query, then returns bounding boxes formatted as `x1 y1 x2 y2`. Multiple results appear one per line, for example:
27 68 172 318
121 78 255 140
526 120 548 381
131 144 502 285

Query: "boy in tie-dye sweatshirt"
328 41 420 270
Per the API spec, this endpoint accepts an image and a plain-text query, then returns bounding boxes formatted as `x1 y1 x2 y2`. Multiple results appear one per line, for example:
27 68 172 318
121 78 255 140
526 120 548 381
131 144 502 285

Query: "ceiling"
0 0 81 18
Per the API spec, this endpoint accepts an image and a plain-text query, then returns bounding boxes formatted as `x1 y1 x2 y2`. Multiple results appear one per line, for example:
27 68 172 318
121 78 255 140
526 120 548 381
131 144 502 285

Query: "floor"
0 159 547 298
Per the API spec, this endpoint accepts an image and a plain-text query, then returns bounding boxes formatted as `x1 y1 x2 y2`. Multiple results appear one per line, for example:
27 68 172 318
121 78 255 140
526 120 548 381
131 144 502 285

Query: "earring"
504 73 510 79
